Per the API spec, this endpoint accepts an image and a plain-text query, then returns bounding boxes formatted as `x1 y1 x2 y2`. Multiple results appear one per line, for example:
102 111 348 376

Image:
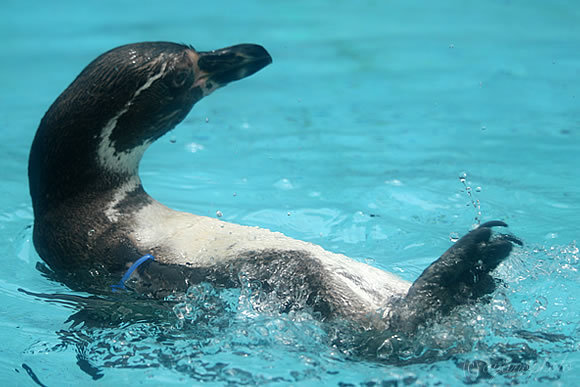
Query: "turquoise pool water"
1 0 579 385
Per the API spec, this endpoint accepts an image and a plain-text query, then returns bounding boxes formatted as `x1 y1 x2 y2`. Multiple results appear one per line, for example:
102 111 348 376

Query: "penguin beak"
194 44 272 92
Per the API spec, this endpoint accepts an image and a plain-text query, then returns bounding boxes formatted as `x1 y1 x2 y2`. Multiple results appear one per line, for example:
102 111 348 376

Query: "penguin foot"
390 221 522 333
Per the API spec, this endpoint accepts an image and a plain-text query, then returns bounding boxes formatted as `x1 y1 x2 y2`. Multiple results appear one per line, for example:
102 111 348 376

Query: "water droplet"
287 212 291 216
205 117 209 123
384 179 403 186
216 210 223 218
534 296 548 315
449 232 460 242
233 192 237 197
186 142 204 153
481 125 486 131
87 229 95 237
458 172 467 183
274 178 294 190
475 186 482 192
448 43 455 49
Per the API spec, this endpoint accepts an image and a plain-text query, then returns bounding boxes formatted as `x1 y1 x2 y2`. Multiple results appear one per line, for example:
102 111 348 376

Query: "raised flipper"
390 221 522 334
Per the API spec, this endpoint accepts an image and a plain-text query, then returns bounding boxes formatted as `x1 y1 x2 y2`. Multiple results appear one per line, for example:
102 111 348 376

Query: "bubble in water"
216 210 223 218
449 232 460 242
459 172 467 183
475 186 482 192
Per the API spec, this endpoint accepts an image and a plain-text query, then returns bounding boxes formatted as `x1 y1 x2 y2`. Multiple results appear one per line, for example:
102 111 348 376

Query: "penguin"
28 42 521 332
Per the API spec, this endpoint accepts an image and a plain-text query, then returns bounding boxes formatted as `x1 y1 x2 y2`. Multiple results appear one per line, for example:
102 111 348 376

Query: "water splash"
458 171 482 226
20 241 580 384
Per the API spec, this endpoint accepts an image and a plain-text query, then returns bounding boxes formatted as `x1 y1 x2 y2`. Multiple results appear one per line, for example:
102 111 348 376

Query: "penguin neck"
28 119 152 219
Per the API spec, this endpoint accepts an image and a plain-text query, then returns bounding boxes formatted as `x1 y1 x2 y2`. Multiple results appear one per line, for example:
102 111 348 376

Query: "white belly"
130 200 411 315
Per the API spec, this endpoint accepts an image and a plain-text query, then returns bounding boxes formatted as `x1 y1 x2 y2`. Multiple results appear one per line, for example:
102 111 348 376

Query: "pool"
1 0 578 385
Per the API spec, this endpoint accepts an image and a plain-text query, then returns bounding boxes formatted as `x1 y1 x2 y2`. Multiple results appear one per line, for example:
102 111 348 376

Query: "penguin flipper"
391 221 522 333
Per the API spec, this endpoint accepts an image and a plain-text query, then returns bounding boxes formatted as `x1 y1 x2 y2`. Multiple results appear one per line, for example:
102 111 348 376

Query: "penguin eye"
171 70 190 88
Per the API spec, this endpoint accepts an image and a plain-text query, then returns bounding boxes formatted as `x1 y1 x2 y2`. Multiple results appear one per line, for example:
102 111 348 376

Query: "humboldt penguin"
28 42 521 331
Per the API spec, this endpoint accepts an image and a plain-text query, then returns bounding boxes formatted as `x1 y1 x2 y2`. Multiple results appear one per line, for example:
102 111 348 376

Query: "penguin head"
80 42 272 156
33 42 271 175
30 42 271 208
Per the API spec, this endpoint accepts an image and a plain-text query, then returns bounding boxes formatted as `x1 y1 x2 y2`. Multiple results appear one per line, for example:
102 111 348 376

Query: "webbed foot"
391 221 522 333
